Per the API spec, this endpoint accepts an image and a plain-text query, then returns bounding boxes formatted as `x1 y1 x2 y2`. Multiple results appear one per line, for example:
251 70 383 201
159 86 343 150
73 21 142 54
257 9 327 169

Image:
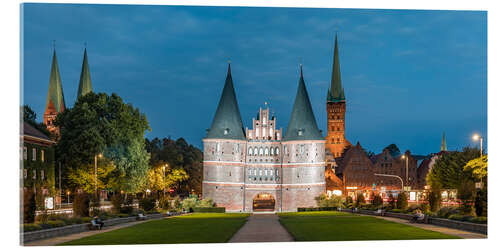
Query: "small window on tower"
224 128 229 135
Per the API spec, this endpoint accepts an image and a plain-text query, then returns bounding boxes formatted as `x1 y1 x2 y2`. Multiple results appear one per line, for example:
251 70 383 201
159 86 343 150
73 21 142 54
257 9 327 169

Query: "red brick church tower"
325 35 351 165
43 49 66 136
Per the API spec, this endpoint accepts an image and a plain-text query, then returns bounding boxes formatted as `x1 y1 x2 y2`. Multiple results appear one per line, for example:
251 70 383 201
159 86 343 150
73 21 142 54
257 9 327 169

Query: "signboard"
346 187 358 190
372 183 376 191
169 188 175 194
381 186 386 192
404 186 411 191
44 197 54 210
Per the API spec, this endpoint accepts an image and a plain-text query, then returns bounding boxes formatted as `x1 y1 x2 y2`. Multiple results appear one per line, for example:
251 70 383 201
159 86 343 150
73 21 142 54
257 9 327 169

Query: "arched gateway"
253 193 275 212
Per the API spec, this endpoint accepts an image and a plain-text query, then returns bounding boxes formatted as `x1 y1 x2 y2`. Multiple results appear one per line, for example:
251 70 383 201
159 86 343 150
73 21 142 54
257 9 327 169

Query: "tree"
55 93 151 194
145 137 203 195
396 192 408 210
23 190 36 223
145 162 188 195
426 147 480 190
428 189 441 212
21 105 51 137
355 193 365 208
464 155 487 181
372 193 383 207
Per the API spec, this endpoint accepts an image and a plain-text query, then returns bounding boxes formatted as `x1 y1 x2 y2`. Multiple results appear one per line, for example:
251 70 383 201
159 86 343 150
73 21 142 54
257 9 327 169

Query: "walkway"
229 213 294 243
360 214 487 239
24 217 165 246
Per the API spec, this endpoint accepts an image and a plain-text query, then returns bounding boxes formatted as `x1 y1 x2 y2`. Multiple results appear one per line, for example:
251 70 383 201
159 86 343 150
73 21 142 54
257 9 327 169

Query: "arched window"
270 128 273 138
216 143 220 152
276 147 280 155
259 147 264 156
265 147 269 156
271 147 275 155
300 145 305 154
269 169 273 176
256 128 260 138
248 147 253 155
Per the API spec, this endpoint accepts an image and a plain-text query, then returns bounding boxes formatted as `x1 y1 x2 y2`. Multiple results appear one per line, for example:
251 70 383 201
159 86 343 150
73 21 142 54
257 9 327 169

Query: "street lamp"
374 173 404 191
162 164 168 197
95 153 103 201
401 154 409 188
472 134 484 188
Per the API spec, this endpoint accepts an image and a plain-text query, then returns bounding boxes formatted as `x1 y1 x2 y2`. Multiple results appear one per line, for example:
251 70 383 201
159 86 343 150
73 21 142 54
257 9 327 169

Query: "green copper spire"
441 132 447 152
206 63 246 140
77 48 93 99
45 50 66 113
284 65 323 141
327 34 345 103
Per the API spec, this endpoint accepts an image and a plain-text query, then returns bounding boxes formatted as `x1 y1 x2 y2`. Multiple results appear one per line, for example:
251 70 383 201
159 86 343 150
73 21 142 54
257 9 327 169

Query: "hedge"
297 207 339 212
192 207 225 213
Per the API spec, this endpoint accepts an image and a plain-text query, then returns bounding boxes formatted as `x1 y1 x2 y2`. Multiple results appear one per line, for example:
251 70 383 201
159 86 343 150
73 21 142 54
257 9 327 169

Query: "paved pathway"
24 217 164 246
359 214 487 239
229 213 294 243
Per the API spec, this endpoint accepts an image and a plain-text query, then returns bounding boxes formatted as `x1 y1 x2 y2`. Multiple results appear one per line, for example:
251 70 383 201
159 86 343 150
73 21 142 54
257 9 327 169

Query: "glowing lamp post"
472 134 484 189
162 164 168 197
401 154 409 188
95 153 103 200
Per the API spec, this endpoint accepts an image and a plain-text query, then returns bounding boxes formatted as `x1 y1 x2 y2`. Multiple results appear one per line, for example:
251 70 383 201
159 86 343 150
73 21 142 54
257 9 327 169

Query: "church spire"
441 132 447 152
205 63 246 140
45 49 66 113
77 48 93 99
328 34 345 102
284 65 323 141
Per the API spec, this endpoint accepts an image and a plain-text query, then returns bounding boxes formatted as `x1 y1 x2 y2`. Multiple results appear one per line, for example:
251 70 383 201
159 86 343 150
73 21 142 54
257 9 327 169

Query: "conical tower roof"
327 34 345 103
45 50 66 113
205 64 246 140
77 48 93 99
441 132 447 152
284 66 323 141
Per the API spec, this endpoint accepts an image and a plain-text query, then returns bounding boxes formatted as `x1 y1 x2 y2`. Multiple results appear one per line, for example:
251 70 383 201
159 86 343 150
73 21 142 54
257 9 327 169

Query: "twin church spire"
327 34 345 103
43 46 94 132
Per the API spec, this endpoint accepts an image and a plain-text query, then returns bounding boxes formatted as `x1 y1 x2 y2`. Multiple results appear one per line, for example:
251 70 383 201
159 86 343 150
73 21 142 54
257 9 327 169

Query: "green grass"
60 213 250 245
278 211 461 241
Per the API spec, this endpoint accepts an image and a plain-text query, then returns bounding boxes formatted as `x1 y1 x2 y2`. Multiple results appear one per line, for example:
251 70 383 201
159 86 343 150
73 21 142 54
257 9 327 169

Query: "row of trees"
53 92 202 198
426 147 487 216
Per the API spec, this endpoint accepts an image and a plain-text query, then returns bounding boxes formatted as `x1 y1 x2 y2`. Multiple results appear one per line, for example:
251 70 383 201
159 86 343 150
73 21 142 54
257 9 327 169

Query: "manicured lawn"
60 213 250 245
278 211 461 241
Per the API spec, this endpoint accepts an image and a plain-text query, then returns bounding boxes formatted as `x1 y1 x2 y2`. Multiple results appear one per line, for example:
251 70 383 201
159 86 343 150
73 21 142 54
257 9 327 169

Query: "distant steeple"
284 65 323 141
205 63 246 140
45 49 66 113
441 132 447 152
327 34 345 103
77 48 93 99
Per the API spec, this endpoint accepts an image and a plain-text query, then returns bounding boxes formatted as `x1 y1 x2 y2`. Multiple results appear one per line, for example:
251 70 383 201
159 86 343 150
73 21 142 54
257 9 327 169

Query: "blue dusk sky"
21 4 487 155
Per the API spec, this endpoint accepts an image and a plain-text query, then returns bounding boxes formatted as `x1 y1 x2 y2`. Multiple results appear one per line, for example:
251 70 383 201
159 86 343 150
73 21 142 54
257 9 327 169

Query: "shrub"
389 208 404 213
355 193 365 208
192 207 225 213
457 179 476 215
23 223 42 232
73 193 90 217
173 196 182 209
345 196 353 206
407 204 419 213
111 193 124 214
474 187 487 217
428 190 441 212
158 197 171 210
139 197 157 212
387 194 396 209
396 192 408 210
470 216 487 224
198 198 216 208
419 203 430 213
23 190 36 223
315 193 344 208
46 220 66 228
448 214 464 221
181 197 199 211
372 194 383 207
437 206 459 218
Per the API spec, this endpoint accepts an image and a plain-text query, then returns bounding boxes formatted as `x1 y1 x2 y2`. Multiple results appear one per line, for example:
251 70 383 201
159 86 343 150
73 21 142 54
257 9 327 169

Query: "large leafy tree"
145 137 203 195
464 155 487 181
145 162 188 195
55 93 151 194
426 147 480 190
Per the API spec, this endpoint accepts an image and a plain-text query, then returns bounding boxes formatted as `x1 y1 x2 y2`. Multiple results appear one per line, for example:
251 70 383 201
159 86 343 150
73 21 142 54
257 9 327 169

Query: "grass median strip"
60 213 250 245
278 211 461 241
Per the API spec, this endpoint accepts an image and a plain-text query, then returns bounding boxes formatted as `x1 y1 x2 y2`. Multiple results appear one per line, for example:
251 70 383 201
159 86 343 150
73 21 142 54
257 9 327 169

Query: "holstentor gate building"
202 60 327 212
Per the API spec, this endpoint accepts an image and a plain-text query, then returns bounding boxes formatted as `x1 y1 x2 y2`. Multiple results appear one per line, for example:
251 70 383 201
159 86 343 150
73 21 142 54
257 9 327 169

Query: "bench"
89 219 103 230
374 209 385 216
410 214 428 224
137 213 148 221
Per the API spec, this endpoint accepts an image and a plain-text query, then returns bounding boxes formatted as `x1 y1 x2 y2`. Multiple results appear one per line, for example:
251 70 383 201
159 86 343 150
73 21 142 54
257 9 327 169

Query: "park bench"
374 209 385 216
137 213 148 221
410 214 428 224
89 219 103 230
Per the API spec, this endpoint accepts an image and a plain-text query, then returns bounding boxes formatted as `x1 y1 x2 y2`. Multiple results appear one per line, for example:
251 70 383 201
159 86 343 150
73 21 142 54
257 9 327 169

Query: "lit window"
23 169 27 179
32 148 36 161
41 150 45 162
